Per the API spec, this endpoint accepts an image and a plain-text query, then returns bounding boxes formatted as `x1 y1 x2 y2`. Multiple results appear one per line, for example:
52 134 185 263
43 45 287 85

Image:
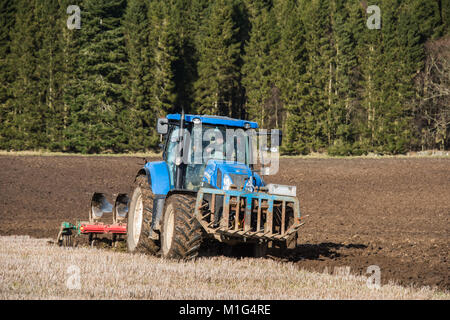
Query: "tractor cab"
157 114 266 192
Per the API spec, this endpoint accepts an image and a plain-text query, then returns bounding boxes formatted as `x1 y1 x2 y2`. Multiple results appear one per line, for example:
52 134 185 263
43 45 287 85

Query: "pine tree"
194 0 242 117
271 0 309 154
60 0 84 152
65 0 127 153
365 0 422 154
442 0 450 34
123 0 157 150
300 0 333 152
171 0 199 114
147 0 178 116
356 1 384 153
242 1 277 128
34 0 67 151
190 0 211 49
326 0 361 155
0 0 14 104
0 0 15 149
6 0 45 150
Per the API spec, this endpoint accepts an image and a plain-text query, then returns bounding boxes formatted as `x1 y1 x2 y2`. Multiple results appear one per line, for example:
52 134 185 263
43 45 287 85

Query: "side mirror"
273 129 283 147
157 118 168 135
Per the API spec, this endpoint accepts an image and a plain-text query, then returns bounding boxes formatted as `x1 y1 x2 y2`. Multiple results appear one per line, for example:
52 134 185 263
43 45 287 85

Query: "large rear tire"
127 175 159 254
160 194 203 260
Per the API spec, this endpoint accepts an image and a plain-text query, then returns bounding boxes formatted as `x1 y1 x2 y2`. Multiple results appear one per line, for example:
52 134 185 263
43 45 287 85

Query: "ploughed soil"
0 155 448 290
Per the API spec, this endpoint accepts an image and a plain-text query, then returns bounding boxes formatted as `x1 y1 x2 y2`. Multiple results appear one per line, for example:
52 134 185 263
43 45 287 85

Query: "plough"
57 193 128 247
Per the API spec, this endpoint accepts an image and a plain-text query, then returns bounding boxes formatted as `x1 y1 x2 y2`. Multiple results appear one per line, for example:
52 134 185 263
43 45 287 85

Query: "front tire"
127 175 159 254
160 194 203 260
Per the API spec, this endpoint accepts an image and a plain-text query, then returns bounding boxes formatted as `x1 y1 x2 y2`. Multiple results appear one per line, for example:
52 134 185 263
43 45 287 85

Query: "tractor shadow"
273 242 368 262
199 240 367 261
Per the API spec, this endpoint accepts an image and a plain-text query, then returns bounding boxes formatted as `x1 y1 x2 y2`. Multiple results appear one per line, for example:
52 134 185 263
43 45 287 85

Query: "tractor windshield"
192 125 248 163
185 124 252 191
165 124 252 191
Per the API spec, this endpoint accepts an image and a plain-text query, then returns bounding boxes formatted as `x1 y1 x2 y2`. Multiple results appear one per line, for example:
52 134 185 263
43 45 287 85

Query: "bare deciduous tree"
414 36 450 150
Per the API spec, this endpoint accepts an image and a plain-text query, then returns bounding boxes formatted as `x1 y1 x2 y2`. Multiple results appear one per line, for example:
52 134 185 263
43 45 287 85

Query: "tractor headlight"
223 174 232 190
266 184 297 197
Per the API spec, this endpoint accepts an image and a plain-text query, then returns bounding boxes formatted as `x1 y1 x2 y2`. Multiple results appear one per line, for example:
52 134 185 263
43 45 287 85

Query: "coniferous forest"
0 0 448 154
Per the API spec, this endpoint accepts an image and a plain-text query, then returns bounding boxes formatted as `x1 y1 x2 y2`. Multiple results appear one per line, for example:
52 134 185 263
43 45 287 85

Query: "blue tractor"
126 113 303 259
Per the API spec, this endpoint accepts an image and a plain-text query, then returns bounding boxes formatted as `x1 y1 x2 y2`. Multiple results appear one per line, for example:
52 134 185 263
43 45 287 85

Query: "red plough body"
79 222 127 235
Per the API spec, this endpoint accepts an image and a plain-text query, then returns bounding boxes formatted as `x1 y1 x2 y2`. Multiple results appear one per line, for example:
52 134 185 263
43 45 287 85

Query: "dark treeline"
0 0 448 154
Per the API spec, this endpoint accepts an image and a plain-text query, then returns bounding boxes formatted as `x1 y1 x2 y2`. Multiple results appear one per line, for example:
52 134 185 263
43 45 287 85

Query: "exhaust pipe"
113 193 129 224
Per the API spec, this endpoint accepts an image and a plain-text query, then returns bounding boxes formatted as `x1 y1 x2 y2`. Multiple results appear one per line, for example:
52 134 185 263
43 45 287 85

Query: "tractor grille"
195 188 302 241
229 173 249 188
